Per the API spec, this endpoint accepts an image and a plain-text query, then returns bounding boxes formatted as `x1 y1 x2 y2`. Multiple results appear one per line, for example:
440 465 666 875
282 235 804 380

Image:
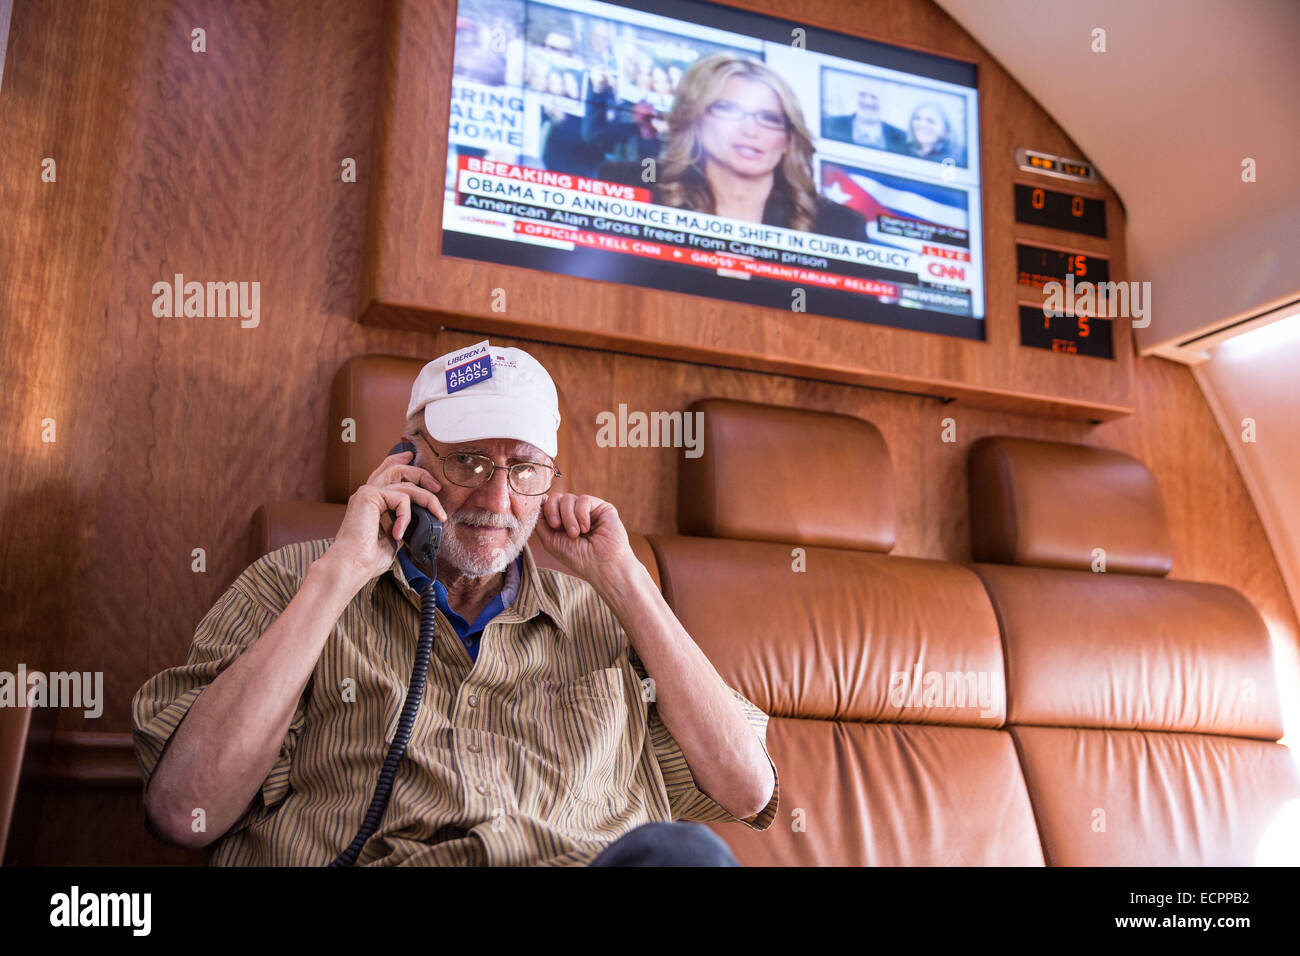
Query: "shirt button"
468 743 481 754
475 783 489 795
468 694 478 707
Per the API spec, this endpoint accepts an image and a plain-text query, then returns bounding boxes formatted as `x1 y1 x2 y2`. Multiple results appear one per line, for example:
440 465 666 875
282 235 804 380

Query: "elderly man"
823 78 907 153
132 344 777 866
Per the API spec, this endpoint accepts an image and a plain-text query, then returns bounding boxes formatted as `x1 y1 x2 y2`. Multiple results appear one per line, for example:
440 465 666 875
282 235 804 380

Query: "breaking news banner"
444 0 985 341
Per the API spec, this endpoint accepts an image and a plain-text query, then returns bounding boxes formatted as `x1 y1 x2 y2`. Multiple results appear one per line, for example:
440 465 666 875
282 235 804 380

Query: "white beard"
439 506 540 578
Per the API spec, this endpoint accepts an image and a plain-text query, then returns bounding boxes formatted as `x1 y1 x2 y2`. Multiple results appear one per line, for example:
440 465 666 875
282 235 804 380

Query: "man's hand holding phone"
324 448 447 589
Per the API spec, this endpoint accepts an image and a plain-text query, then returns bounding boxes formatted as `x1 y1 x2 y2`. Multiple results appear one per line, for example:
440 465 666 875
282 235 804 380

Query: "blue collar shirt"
395 548 523 662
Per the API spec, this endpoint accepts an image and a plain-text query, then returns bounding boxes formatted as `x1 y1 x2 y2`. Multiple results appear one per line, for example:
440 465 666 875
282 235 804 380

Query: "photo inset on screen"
819 67 969 168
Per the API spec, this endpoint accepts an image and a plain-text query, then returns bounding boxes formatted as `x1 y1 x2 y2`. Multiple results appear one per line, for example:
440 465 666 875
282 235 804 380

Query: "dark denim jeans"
588 821 741 866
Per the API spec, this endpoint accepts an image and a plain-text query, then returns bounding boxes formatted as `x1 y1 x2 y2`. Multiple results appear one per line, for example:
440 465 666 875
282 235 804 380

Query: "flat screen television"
443 0 985 340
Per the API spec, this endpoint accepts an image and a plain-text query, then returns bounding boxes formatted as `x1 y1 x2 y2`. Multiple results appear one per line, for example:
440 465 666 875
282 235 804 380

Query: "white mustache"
449 510 519 531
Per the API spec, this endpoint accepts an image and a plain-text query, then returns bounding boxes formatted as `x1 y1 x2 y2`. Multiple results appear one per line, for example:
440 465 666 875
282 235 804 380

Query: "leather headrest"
970 563 1282 737
678 399 895 551
326 354 571 502
969 436 1173 576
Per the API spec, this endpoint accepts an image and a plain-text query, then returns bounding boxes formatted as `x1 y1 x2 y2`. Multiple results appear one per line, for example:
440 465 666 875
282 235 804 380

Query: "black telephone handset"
330 442 444 867
388 441 443 568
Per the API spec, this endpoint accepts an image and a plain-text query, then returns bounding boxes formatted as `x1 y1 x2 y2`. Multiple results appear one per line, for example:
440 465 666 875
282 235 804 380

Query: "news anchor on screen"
598 52 867 240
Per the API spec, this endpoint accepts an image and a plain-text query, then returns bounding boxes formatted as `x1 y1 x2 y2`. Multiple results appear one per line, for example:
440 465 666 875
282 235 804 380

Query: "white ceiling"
935 0 1300 349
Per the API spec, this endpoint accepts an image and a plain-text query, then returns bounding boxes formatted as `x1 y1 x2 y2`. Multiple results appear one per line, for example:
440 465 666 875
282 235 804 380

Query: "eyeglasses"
705 99 787 131
429 452 562 496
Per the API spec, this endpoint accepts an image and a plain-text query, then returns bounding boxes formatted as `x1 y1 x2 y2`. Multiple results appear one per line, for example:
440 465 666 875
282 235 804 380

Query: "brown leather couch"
668 402 1298 864
252 361 1299 865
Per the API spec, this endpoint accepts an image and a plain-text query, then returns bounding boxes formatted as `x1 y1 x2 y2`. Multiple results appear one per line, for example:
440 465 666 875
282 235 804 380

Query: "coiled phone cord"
328 577 437 867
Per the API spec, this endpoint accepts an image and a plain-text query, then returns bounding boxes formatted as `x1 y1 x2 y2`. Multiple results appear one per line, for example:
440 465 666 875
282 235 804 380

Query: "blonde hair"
906 100 959 156
657 53 818 232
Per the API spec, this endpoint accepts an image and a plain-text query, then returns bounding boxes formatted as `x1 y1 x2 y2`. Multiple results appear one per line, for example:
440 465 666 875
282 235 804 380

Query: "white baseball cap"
406 343 561 460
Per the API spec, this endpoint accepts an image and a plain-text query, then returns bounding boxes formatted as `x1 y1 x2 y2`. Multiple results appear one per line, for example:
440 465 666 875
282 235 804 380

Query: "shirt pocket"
553 666 629 818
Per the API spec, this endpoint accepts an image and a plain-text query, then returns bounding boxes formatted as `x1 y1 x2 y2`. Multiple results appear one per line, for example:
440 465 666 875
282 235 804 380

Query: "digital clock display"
1019 304 1113 359
1016 243 1110 288
1014 184 1107 238
1014 148 1099 183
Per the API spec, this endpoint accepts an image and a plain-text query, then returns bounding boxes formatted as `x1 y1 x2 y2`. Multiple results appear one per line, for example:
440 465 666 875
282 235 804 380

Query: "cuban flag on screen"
820 161 969 233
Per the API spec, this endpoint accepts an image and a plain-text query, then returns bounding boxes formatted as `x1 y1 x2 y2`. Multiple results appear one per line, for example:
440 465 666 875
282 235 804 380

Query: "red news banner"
454 156 904 298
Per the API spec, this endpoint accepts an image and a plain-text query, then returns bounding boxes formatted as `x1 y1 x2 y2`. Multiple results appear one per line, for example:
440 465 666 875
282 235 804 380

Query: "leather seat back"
969 435 1300 864
652 399 1044 864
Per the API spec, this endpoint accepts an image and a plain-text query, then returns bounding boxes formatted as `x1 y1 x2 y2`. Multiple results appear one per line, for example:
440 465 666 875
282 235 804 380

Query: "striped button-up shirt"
131 539 779 865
